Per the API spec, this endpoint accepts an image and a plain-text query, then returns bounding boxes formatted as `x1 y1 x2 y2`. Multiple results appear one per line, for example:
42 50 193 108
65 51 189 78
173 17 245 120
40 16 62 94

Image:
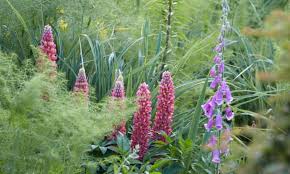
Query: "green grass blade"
187 77 208 142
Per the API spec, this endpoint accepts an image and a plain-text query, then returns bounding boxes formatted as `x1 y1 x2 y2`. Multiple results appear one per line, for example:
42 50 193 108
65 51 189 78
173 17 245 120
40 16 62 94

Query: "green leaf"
163 163 183 174
150 159 172 172
116 135 130 153
99 146 108 155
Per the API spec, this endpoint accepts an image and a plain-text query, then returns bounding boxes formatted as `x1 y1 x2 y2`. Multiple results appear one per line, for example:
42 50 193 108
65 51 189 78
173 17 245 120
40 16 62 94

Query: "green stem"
160 0 173 74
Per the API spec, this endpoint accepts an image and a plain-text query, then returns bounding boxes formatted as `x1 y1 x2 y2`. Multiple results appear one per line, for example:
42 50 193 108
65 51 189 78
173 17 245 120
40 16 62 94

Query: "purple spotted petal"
202 99 215 118
215 113 223 130
220 81 233 104
215 89 223 106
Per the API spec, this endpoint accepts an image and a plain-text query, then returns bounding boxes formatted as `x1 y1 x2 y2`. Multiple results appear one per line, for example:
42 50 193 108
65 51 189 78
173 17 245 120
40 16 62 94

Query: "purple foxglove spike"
204 118 214 132
215 113 223 130
225 107 234 120
210 75 222 89
206 135 217 149
215 89 223 106
214 55 222 64
210 67 216 77
212 149 221 163
218 61 225 73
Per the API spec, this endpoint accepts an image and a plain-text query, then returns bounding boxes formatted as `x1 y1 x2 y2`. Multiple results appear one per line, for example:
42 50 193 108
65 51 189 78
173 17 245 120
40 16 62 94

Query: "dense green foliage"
0 50 134 173
0 0 289 173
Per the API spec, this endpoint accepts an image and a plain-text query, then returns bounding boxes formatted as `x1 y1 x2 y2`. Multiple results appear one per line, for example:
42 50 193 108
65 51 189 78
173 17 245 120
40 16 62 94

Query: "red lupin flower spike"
152 71 175 141
109 70 126 140
73 67 89 98
131 83 152 160
40 25 57 68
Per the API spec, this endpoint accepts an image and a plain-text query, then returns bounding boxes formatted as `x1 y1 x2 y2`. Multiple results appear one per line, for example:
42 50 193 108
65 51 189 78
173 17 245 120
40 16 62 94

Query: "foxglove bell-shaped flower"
204 117 214 132
131 83 152 160
210 75 222 89
206 135 217 150
225 106 234 120
212 149 221 163
215 113 223 130
210 67 216 77
202 98 215 118
220 129 233 155
225 87 233 104
214 41 224 53
215 89 224 106
218 61 225 73
214 55 222 64
220 81 233 104
220 80 228 92
152 71 175 141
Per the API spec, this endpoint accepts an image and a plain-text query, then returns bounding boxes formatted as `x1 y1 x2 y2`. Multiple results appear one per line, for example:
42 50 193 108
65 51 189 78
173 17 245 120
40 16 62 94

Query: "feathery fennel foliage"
0 50 134 173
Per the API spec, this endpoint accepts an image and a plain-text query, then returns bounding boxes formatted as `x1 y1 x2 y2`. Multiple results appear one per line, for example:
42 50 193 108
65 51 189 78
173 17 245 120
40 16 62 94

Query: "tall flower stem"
216 130 221 174
160 0 173 74
216 0 229 171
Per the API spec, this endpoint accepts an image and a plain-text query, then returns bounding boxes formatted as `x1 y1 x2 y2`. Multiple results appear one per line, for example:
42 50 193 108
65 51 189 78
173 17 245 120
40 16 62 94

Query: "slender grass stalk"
188 77 208 141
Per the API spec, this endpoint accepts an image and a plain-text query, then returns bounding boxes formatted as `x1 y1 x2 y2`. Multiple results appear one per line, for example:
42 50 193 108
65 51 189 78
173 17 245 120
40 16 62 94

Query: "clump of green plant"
237 10 290 174
0 50 134 174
